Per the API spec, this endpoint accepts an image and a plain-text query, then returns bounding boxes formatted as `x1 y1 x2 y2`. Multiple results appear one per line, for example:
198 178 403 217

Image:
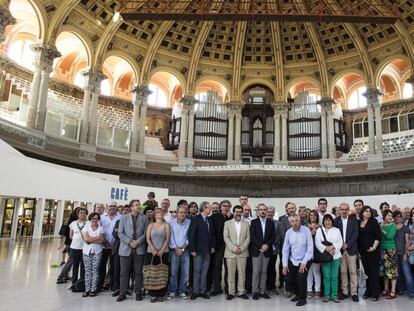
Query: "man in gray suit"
116 199 148 302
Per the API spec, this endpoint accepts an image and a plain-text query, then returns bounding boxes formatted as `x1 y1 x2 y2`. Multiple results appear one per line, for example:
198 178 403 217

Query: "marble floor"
0 238 412 311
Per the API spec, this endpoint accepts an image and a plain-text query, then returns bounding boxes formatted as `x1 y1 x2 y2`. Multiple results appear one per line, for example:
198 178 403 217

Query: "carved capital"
272 101 289 116
362 88 383 105
317 97 335 112
80 68 107 92
130 84 152 106
227 100 243 115
180 95 198 110
30 42 61 71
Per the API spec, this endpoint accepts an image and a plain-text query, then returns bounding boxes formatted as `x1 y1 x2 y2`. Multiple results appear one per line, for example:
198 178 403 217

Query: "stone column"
129 86 140 152
178 104 188 159
319 102 328 160
32 198 46 239
53 200 64 236
227 101 243 163
86 70 106 145
272 102 286 164
363 88 384 169
79 69 94 144
26 43 60 131
136 84 152 154
11 198 24 240
0 3 16 43
0 198 4 234
178 95 197 162
318 98 336 160
227 112 234 162
281 110 288 162
327 109 336 159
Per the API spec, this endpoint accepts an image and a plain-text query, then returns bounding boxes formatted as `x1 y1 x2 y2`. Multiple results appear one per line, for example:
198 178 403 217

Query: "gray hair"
288 214 300 221
267 206 276 213
199 201 210 213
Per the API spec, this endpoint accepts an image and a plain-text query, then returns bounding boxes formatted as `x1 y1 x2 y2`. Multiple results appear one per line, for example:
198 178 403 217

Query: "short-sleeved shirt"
83 224 104 255
395 225 409 255
69 221 87 250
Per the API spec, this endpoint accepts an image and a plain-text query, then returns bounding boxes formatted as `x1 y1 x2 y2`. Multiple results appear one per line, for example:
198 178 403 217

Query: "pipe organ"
288 91 322 159
193 90 228 160
167 115 180 149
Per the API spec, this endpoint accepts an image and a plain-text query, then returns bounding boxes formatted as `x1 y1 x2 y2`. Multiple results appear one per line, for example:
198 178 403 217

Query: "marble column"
11 198 24 240
79 69 94 144
0 198 4 234
53 200 64 236
32 198 46 239
0 3 16 43
86 70 106 145
234 111 242 162
281 111 288 162
187 109 195 158
319 105 328 160
178 104 189 159
136 84 152 154
129 86 140 152
364 88 383 155
26 43 60 131
272 102 286 163
319 98 336 160
227 113 234 161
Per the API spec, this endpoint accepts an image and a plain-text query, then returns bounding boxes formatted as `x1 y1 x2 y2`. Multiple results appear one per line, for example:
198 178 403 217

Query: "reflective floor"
0 238 412 311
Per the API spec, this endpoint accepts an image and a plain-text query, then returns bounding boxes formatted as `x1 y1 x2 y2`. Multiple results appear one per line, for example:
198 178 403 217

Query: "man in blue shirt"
167 206 191 300
282 214 313 306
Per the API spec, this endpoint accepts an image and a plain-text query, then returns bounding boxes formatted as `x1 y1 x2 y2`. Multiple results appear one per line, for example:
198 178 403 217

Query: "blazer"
111 219 121 256
211 212 232 250
188 213 216 256
249 217 276 258
334 216 359 256
223 219 250 258
118 213 148 256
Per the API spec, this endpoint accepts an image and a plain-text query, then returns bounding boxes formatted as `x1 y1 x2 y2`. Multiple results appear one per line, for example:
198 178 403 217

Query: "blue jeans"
397 254 414 297
169 250 190 294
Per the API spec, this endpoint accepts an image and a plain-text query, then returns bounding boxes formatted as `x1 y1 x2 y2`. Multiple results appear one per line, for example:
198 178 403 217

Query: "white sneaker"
180 293 188 300
167 293 175 300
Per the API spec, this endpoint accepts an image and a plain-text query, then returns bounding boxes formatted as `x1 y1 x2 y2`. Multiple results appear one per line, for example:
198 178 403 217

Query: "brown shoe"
135 293 143 301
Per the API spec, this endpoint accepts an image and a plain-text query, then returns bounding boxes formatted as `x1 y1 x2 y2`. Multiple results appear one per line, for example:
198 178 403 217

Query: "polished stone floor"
0 238 412 311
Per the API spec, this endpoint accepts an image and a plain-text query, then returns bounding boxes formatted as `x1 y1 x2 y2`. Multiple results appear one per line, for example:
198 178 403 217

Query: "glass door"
1 199 16 238
19 198 36 237
43 200 57 236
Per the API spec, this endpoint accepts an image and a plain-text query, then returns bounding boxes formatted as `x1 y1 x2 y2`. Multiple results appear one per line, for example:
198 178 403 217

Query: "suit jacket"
211 212 232 250
111 219 121 256
272 219 283 255
279 215 291 243
223 219 250 258
118 213 148 256
188 214 216 256
334 216 359 256
249 217 276 258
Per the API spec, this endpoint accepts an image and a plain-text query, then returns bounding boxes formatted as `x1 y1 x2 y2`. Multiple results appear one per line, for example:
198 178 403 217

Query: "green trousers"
321 258 341 299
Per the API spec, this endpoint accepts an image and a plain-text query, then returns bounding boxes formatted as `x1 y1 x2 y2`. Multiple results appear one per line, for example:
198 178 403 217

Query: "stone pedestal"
129 152 146 168
320 158 336 169
367 153 384 170
79 144 97 161
178 157 194 167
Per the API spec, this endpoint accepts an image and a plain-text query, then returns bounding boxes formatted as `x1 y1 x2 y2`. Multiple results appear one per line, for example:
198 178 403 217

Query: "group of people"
55 193 414 307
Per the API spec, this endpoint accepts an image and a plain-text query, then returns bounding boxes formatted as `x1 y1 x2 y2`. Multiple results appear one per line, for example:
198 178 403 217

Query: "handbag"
408 252 414 265
313 228 334 263
143 255 169 290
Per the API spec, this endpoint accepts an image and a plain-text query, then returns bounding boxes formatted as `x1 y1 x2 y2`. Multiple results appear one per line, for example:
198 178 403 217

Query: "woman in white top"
69 207 88 289
81 212 104 297
315 214 343 303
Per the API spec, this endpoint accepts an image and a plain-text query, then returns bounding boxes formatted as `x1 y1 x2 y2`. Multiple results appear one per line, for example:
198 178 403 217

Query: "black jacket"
188 214 216 256
334 216 359 256
249 217 276 258
210 212 232 250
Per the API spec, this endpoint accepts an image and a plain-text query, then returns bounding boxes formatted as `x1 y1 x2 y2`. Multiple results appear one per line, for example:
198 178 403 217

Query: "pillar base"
367 154 383 170
27 132 46 149
273 160 288 166
79 144 96 161
226 160 242 165
129 152 146 168
320 158 336 169
178 157 194 167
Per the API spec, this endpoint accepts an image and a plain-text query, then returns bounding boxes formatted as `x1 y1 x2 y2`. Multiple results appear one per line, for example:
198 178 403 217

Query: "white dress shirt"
341 217 348 243
260 217 266 238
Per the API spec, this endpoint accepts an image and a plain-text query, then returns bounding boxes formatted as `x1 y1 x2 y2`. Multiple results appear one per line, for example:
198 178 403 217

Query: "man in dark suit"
250 203 276 300
210 200 233 296
334 202 359 302
188 201 216 300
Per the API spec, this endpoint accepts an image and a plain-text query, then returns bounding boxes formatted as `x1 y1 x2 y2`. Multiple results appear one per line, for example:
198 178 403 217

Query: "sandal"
386 292 397 299
381 290 389 297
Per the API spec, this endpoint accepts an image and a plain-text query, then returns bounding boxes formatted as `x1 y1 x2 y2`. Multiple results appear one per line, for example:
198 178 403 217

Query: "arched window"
348 86 367 110
73 71 85 88
403 83 413 99
8 39 35 70
148 83 168 108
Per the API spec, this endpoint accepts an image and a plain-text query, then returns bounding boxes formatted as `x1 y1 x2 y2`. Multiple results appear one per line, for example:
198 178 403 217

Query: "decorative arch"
194 75 231 100
239 79 277 98
284 77 322 99
329 69 367 96
148 67 187 94
374 55 411 86
56 25 94 66
103 49 140 82
10 0 48 40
